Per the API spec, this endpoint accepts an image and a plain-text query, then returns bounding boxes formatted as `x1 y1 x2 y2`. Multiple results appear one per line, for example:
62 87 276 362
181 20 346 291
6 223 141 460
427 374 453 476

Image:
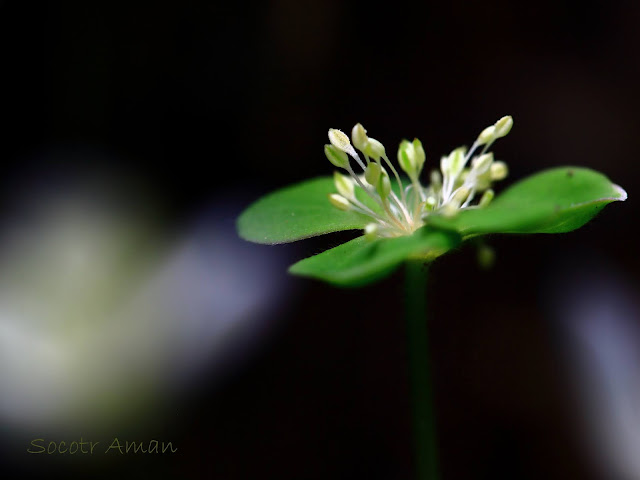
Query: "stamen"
328 193 351 211
345 163 383 208
381 154 408 206
349 150 368 172
478 189 494 208
326 116 512 238
349 198 394 228
461 188 476 208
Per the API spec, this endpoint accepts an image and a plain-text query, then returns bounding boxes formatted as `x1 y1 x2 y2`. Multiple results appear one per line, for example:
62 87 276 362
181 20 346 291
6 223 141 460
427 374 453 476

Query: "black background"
1 1 639 479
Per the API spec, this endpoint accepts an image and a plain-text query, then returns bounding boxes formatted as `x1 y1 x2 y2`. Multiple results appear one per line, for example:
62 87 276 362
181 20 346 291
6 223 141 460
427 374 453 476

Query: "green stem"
405 260 439 480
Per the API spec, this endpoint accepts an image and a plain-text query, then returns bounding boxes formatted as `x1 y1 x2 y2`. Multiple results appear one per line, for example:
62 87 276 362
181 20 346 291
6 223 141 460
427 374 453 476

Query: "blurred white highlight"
0 175 292 434
550 258 640 480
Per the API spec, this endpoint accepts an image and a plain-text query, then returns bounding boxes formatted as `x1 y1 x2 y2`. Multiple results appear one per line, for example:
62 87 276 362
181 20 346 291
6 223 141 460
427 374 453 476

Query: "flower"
237 116 626 286
324 116 513 239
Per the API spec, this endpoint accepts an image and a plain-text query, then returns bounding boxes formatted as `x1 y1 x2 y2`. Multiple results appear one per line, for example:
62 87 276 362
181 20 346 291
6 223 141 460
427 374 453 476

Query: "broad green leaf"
237 177 370 244
428 167 626 236
289 226 461 287
237 176 396 244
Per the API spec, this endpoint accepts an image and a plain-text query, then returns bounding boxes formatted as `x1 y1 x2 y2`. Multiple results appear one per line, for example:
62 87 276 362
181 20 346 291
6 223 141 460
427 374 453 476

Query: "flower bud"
490 161 508 181
364 223 379 241
365 162 381 186
324 144 349 169
333 171 355 199
494 115 513 138
476 125 496 146
478 188 494 208
328 193 351 211
364 137 386 161
351 123 369 152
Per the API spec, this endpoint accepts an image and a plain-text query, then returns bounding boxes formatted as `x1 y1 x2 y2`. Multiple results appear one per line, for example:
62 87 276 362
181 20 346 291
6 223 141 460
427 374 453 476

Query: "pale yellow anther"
397 140 414 176
328 193 351 211
450 186 471 207
352 123 369 152
364 223 379 241
364 138 386 161
398 138 426 179
333 171 355 199
324 144 349 169
490 161 508 181
448 147 467 176
440 155 450 176
412 138 426 170
479 189 495 208
328 129 352 153
476 125 496 146
376 171 391 199
441 203 459 218
472 152 494 173
430 170 442 188
365 162 382 186
494 115 513 138
324 116 512 237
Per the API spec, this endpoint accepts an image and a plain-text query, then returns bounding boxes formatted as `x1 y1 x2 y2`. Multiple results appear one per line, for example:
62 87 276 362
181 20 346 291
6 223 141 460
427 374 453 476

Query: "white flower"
323 116 514 238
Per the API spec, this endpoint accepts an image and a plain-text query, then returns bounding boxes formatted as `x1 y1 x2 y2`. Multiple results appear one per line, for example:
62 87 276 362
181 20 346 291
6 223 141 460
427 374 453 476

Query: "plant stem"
405 260 439 480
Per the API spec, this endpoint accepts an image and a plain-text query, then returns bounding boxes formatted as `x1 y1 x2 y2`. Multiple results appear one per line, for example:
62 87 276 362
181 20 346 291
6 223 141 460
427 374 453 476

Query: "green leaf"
429 167 626 236
237 177 372 244
289 226 461 287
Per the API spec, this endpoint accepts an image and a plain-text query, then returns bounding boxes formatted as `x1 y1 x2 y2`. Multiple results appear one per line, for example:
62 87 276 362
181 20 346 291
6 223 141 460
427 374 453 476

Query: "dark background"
1 1 639 479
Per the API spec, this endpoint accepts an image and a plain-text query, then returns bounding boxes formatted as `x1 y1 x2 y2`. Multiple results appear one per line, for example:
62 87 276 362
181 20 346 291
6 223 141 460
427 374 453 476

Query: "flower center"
324 116 513 239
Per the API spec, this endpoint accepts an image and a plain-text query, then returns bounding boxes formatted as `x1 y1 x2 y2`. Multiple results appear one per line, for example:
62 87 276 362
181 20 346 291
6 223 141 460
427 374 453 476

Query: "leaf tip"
612 184 628 202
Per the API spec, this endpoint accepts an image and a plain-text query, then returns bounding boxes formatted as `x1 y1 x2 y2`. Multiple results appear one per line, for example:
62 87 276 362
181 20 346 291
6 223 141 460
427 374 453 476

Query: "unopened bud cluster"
324 116 513 238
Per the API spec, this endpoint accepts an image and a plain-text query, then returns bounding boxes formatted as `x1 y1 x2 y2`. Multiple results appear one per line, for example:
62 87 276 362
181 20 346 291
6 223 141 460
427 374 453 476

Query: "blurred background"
1 1 639 479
